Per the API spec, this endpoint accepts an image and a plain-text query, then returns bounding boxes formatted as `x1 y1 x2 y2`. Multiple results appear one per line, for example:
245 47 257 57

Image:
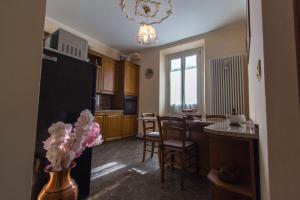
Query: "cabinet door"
101 58 116 94
96 66 101 93
124 63 138 96
123 115 138 138
105 114 123 141
95 115 105 139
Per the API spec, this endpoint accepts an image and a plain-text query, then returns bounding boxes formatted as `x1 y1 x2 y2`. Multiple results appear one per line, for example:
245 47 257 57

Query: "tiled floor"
88 138 210 200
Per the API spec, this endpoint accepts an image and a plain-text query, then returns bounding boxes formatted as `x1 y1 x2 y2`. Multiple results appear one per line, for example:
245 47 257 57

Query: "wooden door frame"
294 0 300 103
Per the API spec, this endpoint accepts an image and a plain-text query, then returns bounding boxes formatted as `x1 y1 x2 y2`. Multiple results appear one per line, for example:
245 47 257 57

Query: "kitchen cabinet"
103 113 123 141
95 112 123 142
123 115 138 138
96 66 101 93
95 115 105 132
95 113 137 142
101 57 117 94
124 62 139 96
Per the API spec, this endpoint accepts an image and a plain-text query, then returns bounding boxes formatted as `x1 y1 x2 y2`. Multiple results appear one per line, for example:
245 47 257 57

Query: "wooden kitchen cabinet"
104 114 123 141
124 62 139 96
101 57 117 94
123 115 138 138
95 115 105 131
96 66 101 93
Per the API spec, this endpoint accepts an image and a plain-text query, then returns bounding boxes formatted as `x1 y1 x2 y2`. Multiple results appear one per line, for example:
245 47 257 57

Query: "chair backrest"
157 116 187 148
141 113 156 137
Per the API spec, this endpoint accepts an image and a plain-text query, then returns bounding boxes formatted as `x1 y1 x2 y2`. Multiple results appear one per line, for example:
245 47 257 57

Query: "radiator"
209 55 245 115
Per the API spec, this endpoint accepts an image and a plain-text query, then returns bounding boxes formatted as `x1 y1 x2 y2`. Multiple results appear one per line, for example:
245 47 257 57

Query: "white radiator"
209 55 245 115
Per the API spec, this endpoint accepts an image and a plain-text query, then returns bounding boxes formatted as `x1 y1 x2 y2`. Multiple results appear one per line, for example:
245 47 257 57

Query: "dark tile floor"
88 138 210 200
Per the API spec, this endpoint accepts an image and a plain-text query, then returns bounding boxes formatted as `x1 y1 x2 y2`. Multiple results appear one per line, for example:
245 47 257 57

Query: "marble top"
95 110 124 113
204 121 259 139
138 117 214 127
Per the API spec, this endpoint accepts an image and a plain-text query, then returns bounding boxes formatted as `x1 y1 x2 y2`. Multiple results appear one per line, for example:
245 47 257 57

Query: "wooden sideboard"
204 122 259 200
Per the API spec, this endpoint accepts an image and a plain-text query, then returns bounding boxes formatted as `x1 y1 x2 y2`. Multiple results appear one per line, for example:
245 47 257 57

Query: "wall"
137 24 246 134
0 0 46 199
261 0 300 199
248 0 300 199
45 17 121 60
248 0 270 199
205 25 247 114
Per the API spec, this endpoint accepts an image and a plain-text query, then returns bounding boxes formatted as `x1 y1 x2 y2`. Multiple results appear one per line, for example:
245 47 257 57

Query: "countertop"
204 121 259 139
95 110 124 114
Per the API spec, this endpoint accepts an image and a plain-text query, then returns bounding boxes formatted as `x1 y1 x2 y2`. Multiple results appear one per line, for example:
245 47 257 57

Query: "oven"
123 96 137 115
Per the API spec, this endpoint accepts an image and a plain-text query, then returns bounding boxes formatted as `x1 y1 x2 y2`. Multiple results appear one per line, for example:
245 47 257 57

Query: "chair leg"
142 140 146 162
171 153 175 170
194 146 199 175
150 141 155 158
160 146 165 183
158 143 161 167
181 151 186 190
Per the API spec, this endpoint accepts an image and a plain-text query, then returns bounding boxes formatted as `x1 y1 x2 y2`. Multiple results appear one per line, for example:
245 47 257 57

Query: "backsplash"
95 94 112 110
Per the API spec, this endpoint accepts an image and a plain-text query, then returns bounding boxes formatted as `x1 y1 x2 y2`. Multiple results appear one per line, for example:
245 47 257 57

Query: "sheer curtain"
168 51 201 114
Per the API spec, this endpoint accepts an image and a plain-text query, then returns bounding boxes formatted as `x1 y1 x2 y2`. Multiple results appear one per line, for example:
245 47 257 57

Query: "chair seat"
164 139 194 148
145 131 160 137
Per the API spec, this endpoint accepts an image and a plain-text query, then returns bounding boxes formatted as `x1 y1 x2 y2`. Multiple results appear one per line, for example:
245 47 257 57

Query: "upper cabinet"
88 50 117 95
123 62 139 96
101 57 117 94
96 66 101 93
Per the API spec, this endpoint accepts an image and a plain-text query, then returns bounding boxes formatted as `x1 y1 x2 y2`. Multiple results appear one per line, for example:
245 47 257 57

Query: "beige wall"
248 0 270 199
0 0 46 199
248 0 300 199
205 25 246 114
137 24 246 133
262 0 300 199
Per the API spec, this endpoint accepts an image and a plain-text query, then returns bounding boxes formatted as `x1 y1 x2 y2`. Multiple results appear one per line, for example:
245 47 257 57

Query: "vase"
38 163 78 200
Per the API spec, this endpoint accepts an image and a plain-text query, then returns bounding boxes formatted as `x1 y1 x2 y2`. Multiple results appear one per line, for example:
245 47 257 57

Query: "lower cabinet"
95 113 123 142
104 114 123 141
95 113 137 142
123 115 138 138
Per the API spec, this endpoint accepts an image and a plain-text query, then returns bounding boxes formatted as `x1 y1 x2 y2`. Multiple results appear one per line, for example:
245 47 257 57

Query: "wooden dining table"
138 116 215 175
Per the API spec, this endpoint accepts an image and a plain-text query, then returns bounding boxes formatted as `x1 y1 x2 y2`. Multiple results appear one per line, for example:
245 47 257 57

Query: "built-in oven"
123 96 137 115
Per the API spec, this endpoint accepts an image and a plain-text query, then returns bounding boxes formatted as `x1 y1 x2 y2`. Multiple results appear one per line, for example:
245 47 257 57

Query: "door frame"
294 0 300 103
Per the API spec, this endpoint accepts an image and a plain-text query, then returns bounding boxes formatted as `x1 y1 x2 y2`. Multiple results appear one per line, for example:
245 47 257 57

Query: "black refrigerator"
31 48 96 199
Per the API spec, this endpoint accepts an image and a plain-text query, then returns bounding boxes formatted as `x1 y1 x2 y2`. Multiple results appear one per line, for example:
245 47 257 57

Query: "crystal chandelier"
120 0 173 45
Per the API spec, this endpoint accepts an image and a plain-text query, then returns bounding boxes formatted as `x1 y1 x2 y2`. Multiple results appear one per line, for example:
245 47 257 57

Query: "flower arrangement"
43 110 103 171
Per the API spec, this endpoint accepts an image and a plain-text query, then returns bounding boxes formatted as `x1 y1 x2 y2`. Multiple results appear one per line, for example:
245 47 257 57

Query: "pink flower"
84 122 103 148
43 110 103 171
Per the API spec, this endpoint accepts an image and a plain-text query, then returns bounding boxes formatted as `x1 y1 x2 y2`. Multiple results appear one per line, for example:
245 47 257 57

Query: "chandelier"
120 0 173 45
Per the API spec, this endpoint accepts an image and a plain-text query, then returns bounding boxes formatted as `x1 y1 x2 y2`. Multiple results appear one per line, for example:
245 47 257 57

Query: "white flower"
62 150 75 169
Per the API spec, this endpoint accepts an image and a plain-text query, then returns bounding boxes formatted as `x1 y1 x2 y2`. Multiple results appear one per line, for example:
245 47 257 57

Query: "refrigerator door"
31 48 96 199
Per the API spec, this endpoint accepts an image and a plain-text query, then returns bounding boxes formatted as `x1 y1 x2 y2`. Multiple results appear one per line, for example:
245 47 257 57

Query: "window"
168 49 201 112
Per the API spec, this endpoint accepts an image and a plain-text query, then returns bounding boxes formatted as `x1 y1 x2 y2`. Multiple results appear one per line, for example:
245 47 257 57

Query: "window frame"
166 48 203 113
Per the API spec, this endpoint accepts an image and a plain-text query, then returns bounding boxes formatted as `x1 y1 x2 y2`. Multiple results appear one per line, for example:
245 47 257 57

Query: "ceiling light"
120 0 173 46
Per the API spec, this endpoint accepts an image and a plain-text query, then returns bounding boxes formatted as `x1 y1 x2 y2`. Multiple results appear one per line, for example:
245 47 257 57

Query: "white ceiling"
46 0 246 52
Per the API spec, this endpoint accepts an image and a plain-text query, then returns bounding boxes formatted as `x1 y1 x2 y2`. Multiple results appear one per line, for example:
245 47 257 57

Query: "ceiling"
46 0 246 52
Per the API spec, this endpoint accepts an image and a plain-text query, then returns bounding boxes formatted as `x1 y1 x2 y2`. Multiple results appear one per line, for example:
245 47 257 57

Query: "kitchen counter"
95 110 123 114
204 121 259 139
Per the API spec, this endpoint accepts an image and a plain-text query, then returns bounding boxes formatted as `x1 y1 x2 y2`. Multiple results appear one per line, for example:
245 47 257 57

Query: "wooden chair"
157 116 199 190
141 113 160 162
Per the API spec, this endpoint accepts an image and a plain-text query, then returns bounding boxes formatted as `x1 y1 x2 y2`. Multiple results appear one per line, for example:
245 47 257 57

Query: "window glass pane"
185 55 197 69
184 68 197 105
171 58 181 71
170 70 182 105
